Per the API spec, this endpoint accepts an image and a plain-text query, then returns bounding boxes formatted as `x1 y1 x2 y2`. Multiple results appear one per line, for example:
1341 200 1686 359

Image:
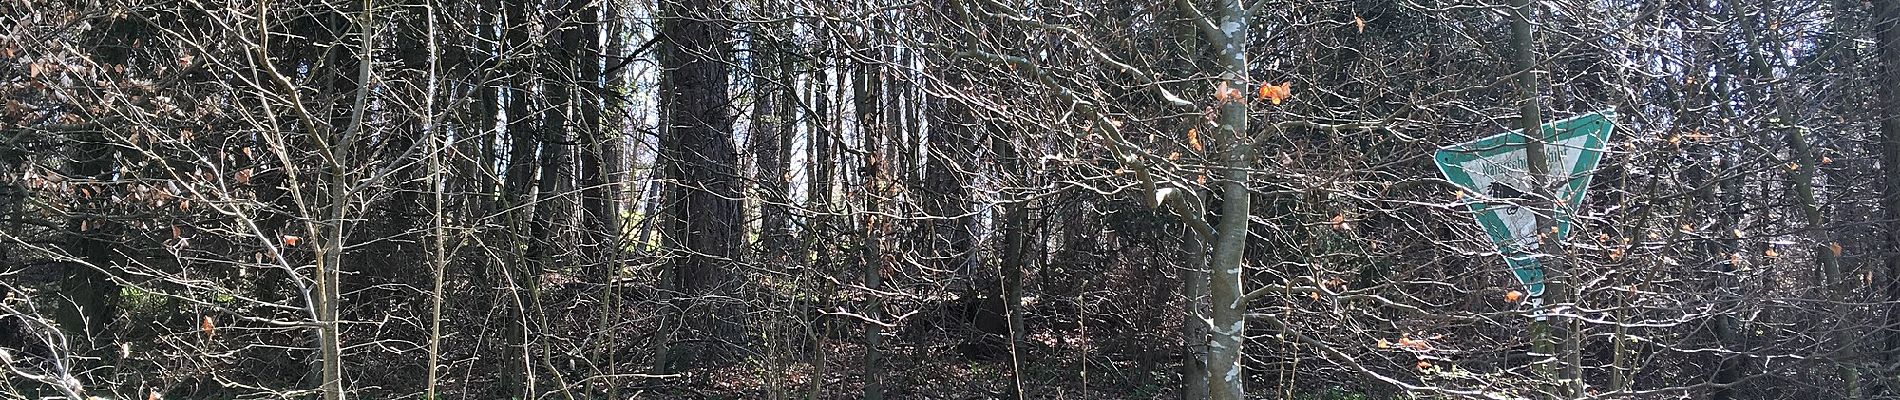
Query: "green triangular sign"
1433 110 1615 297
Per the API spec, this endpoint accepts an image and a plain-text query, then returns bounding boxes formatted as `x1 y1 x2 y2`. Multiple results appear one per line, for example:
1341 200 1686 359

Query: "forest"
1 0 1898 399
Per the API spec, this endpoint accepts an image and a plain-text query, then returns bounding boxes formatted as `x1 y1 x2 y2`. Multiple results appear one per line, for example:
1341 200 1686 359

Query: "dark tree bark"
349 0 429 299
501 0 538 207
801 37 837 400
924 15 979 299
530 0 579 279
993 125 1029 399
923 82 977 292
54 130 115 344
1179 217 1210 400
573 2 621 395
499 0 541 393
578 2 615 262
750 23 793 260
1876 0 1900 380
655 0 741 372
1678 4 1749 395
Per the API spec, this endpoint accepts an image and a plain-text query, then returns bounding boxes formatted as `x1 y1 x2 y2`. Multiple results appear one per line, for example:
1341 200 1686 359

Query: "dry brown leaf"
201 315 215 340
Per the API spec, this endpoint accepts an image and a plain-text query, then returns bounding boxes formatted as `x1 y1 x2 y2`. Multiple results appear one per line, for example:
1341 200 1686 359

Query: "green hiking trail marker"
1434 110 1615 297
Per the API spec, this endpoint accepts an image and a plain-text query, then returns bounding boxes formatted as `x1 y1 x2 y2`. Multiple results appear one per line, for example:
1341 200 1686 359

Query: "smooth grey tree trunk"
1205 1 1250 398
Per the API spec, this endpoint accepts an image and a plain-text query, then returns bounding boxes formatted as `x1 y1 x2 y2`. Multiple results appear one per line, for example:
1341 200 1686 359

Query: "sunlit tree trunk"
419 0 449 397
1204 1 1250 398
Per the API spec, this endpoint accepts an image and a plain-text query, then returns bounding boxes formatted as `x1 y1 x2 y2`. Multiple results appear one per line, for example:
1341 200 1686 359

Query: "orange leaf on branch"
1257 81 1292 105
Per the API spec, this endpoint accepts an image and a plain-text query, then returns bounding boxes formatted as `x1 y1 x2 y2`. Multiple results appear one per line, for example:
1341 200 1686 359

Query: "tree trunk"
994 125 1029 399
497 0 542 393
594 1 629 396
313 3 378 398
804 43 837 399
751 22 793 260
1180 215 1210 400
539 2 588 356
1877 0 1900 391
925 76 977 296
1205 2 1250 398
808 42 836 233
1676 10 1749 394
532 0 576 278
55 130 116 346
854 51 889 400
418 0 447 396
1171 12 1210 400
656 0 740 372
1734 0 1858 393
1506 0 1583 398
578 0 618 285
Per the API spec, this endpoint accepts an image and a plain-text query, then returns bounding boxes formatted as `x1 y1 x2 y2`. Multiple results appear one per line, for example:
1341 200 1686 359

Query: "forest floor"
648 339 1180 399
